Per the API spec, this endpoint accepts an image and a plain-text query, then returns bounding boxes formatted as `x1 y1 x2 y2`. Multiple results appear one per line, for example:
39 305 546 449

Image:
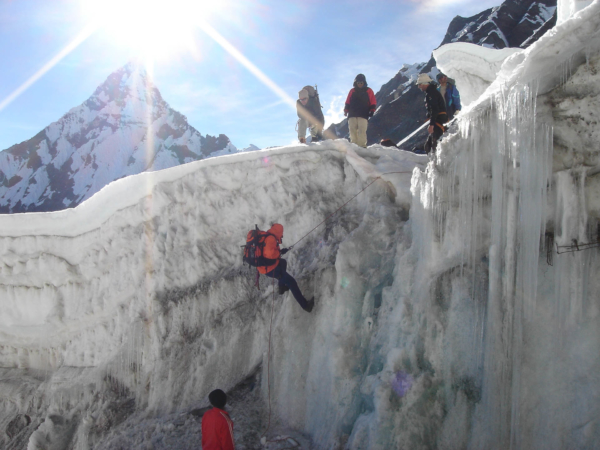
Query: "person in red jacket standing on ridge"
344 73 377 148
202 389 235 450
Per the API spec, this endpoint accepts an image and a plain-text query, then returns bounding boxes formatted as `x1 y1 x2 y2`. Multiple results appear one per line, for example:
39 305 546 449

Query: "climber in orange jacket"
259 223 314 312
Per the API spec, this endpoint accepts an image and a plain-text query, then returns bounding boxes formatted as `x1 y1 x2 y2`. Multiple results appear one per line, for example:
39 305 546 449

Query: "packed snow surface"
1 1 600 449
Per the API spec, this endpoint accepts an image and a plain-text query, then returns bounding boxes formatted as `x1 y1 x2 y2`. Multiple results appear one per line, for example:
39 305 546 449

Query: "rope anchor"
556 239 600 254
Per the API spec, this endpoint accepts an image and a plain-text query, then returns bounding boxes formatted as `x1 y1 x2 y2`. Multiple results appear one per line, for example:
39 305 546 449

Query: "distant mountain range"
0 0 557 213
326 0 557 148
0 63 237 213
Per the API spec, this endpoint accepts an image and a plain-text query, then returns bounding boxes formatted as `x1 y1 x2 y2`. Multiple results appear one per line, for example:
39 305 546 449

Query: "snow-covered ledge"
435 0 600 113
558 0 594 24
432 42 520 106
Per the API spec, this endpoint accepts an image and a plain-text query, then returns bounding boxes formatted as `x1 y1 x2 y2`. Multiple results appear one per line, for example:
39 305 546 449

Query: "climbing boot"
303 297 315 313
278 284 290 295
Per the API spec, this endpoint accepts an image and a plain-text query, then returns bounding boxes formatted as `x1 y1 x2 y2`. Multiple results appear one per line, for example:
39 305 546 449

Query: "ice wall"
379 4 600 450
558 0 594 24
0 141 425 448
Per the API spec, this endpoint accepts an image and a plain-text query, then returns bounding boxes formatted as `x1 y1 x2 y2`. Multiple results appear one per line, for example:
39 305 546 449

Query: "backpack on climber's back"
302 85 322 109
243 226 277 267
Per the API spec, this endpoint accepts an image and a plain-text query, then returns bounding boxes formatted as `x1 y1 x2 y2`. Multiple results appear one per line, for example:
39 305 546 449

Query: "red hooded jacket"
202 407 234 450
257 224 283 274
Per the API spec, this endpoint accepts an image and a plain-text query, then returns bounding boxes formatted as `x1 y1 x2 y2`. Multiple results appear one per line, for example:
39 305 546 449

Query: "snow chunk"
433 42 521 106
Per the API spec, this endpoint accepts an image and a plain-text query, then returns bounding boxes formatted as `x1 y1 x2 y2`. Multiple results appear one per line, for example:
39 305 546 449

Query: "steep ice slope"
0 141 425 449
401 3 600 449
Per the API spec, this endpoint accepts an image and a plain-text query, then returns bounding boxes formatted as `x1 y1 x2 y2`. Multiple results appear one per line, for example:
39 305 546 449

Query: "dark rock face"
366 59 437 146
441 0 557 48
200 134 232 157
520 5 558 48
0 63 234 214
328 0 558 148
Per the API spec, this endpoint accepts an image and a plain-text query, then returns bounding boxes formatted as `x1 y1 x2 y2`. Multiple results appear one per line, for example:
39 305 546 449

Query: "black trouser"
265 259 309 310
424 125 444 154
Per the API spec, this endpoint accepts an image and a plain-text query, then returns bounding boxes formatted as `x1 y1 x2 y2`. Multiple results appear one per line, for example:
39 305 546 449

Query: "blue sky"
0 0 501 151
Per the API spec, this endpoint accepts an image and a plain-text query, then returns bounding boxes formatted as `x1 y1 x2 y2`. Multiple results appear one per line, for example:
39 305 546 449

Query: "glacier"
1 1 600 449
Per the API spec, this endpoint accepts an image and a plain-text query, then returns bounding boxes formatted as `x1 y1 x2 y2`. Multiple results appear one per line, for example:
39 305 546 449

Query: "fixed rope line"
260 276 300 449
288 171 413 249
261 276 277 441
395 115 458 149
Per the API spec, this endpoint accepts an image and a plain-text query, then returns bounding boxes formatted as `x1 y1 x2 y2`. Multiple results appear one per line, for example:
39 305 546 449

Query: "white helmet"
416 73 433 85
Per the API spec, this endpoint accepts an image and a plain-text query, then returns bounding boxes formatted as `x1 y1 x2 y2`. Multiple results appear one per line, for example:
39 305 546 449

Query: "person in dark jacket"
297 87 325 143
436 73 461 121
259 223 314 313
202 389 235 450
344 74 377 148
417 73 447 154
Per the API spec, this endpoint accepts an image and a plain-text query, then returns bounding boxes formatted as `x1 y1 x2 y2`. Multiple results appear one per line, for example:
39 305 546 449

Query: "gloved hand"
280 247 289 255
368 111 374 118
299 137 306 144
344 111 348 117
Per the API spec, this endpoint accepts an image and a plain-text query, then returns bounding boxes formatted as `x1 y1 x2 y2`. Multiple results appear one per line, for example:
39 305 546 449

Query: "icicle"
420 79 554 449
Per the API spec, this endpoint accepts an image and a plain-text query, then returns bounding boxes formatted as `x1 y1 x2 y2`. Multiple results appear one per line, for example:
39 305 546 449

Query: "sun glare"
81 0 217 61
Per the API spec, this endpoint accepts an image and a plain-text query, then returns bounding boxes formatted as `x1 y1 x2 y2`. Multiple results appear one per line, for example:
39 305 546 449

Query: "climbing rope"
260 276 300 449
261 276 276 441
288 171 413 249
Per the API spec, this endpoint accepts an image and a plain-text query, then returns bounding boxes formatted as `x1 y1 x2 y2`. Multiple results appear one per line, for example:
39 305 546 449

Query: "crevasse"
0 2 599 449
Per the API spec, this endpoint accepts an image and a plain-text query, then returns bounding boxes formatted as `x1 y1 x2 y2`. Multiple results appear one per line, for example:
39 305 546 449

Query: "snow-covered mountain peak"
88 61 156 108
0 63 235 213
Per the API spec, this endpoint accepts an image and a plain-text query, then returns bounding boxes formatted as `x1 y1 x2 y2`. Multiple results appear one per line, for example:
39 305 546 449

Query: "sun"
81 0 219 61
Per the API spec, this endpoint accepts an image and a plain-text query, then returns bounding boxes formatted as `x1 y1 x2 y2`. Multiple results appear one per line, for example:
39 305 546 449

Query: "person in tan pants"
296 87 325 143
344 74 377 148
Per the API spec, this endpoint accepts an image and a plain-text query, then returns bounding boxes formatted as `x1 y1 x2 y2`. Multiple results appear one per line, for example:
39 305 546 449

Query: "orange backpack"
243 226 278 268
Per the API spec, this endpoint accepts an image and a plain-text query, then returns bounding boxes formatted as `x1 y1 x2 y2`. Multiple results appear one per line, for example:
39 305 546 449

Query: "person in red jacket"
344 74 377 148
202 389 235 450
258 223 314 312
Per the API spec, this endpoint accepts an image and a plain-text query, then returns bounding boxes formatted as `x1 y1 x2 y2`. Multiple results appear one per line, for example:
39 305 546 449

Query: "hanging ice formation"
411 79 555 449
403 3 600 448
